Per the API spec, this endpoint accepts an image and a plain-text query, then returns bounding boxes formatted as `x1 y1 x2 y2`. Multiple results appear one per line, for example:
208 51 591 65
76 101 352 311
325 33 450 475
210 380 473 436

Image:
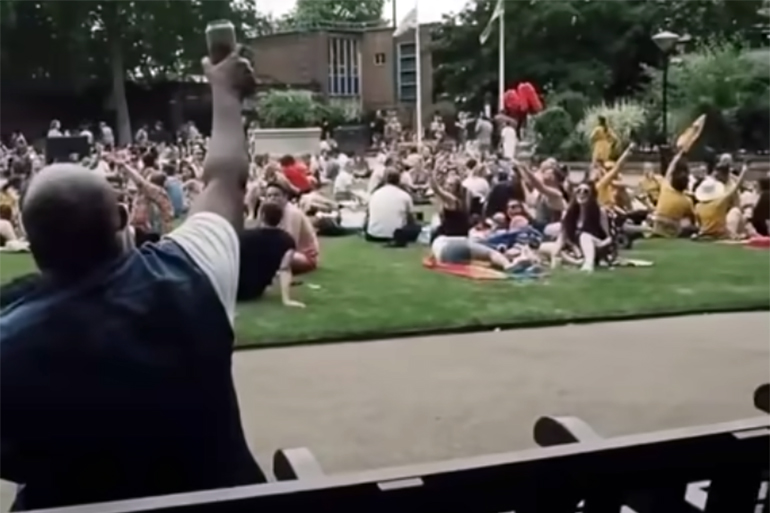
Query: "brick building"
249 24 436 123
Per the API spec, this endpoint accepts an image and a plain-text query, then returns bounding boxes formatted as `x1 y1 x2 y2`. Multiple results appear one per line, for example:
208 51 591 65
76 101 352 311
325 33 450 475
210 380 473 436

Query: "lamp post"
652 30 680 143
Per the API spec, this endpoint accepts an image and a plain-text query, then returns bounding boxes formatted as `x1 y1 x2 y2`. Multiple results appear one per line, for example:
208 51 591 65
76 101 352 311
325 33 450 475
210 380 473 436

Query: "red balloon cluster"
503 82 543 117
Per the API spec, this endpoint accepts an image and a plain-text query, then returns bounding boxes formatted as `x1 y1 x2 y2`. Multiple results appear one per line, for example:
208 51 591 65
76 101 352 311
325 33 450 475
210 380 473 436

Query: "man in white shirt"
365 170 416 242
80 126 94 145
501 120 518 160
47 120 63 138
462 159 490 203
100 121 115 147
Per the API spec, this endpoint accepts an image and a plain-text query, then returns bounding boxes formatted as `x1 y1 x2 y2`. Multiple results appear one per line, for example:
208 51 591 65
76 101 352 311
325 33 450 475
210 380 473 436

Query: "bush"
559 132 590 161
314 102 349 127
257 90 319 128
548 90 589 125
533 106 574 157
577 100 647 150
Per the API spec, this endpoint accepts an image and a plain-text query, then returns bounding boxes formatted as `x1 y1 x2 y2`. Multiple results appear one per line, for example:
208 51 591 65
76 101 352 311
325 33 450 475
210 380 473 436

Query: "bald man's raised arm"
188 58 249 231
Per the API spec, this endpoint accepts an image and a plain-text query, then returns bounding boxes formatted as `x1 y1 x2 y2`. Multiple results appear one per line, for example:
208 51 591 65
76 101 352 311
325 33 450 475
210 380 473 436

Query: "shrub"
314 102 349 127
548 90 589 125
533 106 574 157
257 90 319 128
559 132 590 161
577 100 647 150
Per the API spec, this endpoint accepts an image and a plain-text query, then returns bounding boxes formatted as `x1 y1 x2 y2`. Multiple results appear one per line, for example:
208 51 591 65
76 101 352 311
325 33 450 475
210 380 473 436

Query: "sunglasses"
575 186 591 195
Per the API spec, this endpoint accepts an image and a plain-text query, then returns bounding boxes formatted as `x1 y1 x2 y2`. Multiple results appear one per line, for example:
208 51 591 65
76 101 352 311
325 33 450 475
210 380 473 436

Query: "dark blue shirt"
0 224 263 510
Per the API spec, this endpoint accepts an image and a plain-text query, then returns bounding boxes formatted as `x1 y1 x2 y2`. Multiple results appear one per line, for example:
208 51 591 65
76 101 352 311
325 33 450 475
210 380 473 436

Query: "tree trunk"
109 33 132 146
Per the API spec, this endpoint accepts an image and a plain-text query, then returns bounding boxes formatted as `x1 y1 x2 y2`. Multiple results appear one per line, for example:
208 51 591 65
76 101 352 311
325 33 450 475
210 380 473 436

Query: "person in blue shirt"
0 50 263 510
163 162 187 218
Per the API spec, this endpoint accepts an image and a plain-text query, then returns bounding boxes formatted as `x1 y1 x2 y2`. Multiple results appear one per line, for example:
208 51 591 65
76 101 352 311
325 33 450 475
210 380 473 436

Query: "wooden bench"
31 415 769 513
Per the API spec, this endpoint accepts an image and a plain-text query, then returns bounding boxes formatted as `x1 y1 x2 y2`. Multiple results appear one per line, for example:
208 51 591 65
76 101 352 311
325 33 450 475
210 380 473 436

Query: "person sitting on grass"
238 202 304 307
551 181 617 272
693 161 749 240
650 149 696 238
749 177 770 237
0 49 265 510
259 182 319 274
280 154 313 196
331 160 355 201
365 169 420 245
0 204 21 248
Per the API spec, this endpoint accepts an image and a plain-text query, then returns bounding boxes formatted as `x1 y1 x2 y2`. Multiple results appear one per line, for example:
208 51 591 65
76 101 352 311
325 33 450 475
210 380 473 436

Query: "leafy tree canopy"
291 0 386 26
431 0 768 110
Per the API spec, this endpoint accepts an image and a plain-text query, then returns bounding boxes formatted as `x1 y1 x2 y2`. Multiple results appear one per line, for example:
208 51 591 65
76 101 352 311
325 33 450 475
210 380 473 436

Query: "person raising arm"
650 148 695 238
0 49 264 512
595 142 635 210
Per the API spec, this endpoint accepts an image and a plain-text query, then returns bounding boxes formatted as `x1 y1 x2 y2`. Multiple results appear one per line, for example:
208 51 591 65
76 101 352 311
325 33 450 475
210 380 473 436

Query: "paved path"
2 313 767 509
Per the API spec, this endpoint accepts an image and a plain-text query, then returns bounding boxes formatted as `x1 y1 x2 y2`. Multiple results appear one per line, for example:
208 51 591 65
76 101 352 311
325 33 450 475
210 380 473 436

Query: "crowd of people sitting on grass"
2 48 769 512
2 110 769 306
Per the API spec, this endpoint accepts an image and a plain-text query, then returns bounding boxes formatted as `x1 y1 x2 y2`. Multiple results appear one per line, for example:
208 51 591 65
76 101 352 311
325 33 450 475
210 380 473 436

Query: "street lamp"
652 30 680 143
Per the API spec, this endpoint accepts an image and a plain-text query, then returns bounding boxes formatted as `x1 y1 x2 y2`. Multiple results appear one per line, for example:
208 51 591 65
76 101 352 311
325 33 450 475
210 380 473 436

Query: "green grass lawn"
1 238 768 348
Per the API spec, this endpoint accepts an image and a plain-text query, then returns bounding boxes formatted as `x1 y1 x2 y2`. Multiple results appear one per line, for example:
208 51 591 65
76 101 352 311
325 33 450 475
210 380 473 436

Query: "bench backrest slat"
28 417 769 513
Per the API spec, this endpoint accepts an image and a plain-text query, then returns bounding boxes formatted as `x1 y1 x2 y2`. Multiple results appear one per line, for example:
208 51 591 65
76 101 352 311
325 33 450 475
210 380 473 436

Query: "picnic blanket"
422 256 546 281
715 236 770 249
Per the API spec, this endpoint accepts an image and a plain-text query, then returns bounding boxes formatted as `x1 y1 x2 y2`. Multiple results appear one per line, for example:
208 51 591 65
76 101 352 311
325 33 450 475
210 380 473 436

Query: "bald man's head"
23 163 125 278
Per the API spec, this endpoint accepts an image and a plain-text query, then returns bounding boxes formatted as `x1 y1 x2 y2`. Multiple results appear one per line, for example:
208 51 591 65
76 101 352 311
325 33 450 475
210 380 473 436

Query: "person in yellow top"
590 116 617 165
693 163 748 239
651 149 695 238
638 162 662 208
595 142 635 210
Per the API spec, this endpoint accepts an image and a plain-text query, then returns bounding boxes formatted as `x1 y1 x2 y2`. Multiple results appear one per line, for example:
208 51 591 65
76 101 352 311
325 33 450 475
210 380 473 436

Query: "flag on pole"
394 7 418 37
479 0 504 45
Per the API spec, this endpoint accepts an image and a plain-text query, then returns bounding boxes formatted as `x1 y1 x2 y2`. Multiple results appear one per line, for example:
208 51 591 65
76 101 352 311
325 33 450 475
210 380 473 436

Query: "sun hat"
694 176 726 203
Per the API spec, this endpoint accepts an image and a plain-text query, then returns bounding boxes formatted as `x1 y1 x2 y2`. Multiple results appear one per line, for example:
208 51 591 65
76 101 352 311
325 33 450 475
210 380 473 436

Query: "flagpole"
415 0 422 149
498 1 505 112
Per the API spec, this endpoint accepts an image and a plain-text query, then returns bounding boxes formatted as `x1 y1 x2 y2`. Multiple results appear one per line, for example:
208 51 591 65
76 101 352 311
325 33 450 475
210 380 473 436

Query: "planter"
249 127 321 157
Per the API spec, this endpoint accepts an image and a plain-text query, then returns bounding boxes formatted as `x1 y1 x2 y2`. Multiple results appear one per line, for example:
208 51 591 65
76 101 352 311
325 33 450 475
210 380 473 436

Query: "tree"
431 0 767 110
1 0 259 145
291 0 385 26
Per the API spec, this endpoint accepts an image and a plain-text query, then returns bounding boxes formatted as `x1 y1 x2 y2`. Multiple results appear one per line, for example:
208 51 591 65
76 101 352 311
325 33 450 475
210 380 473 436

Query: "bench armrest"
273 448 325 481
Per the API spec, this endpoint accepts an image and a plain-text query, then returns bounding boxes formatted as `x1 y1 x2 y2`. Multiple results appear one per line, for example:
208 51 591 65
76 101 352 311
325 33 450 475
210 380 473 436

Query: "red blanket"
422 256 508 280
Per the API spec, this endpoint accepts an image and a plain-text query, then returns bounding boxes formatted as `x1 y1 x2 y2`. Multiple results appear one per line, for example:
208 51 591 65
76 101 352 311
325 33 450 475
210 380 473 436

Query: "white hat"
694 176 726 203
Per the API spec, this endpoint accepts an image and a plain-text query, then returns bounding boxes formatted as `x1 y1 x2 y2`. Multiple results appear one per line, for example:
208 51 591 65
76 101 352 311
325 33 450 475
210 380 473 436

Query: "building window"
397 42 418 102
374 52 386 65
328 37 360 97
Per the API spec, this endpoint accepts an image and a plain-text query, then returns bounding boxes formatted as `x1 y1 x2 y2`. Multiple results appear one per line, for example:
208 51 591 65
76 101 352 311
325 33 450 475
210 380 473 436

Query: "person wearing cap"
694 162 749 239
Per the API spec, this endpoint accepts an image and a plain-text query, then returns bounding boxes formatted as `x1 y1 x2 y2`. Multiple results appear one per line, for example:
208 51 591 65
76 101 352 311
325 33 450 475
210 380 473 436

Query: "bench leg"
273 448 325 481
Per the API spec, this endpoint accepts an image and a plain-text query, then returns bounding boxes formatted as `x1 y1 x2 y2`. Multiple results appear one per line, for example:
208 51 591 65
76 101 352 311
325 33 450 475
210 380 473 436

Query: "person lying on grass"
428 155 516 271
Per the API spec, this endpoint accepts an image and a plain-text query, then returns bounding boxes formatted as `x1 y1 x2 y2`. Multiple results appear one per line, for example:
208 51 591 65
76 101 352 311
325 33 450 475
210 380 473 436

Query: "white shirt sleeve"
165 212 239 326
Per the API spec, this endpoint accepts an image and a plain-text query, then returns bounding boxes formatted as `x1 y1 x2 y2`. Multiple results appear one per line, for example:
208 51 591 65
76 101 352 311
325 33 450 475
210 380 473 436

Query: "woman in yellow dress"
590 116 617 165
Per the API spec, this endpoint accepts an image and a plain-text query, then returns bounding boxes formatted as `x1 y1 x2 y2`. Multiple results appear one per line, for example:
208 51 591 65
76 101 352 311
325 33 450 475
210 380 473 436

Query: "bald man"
0 52 262 510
